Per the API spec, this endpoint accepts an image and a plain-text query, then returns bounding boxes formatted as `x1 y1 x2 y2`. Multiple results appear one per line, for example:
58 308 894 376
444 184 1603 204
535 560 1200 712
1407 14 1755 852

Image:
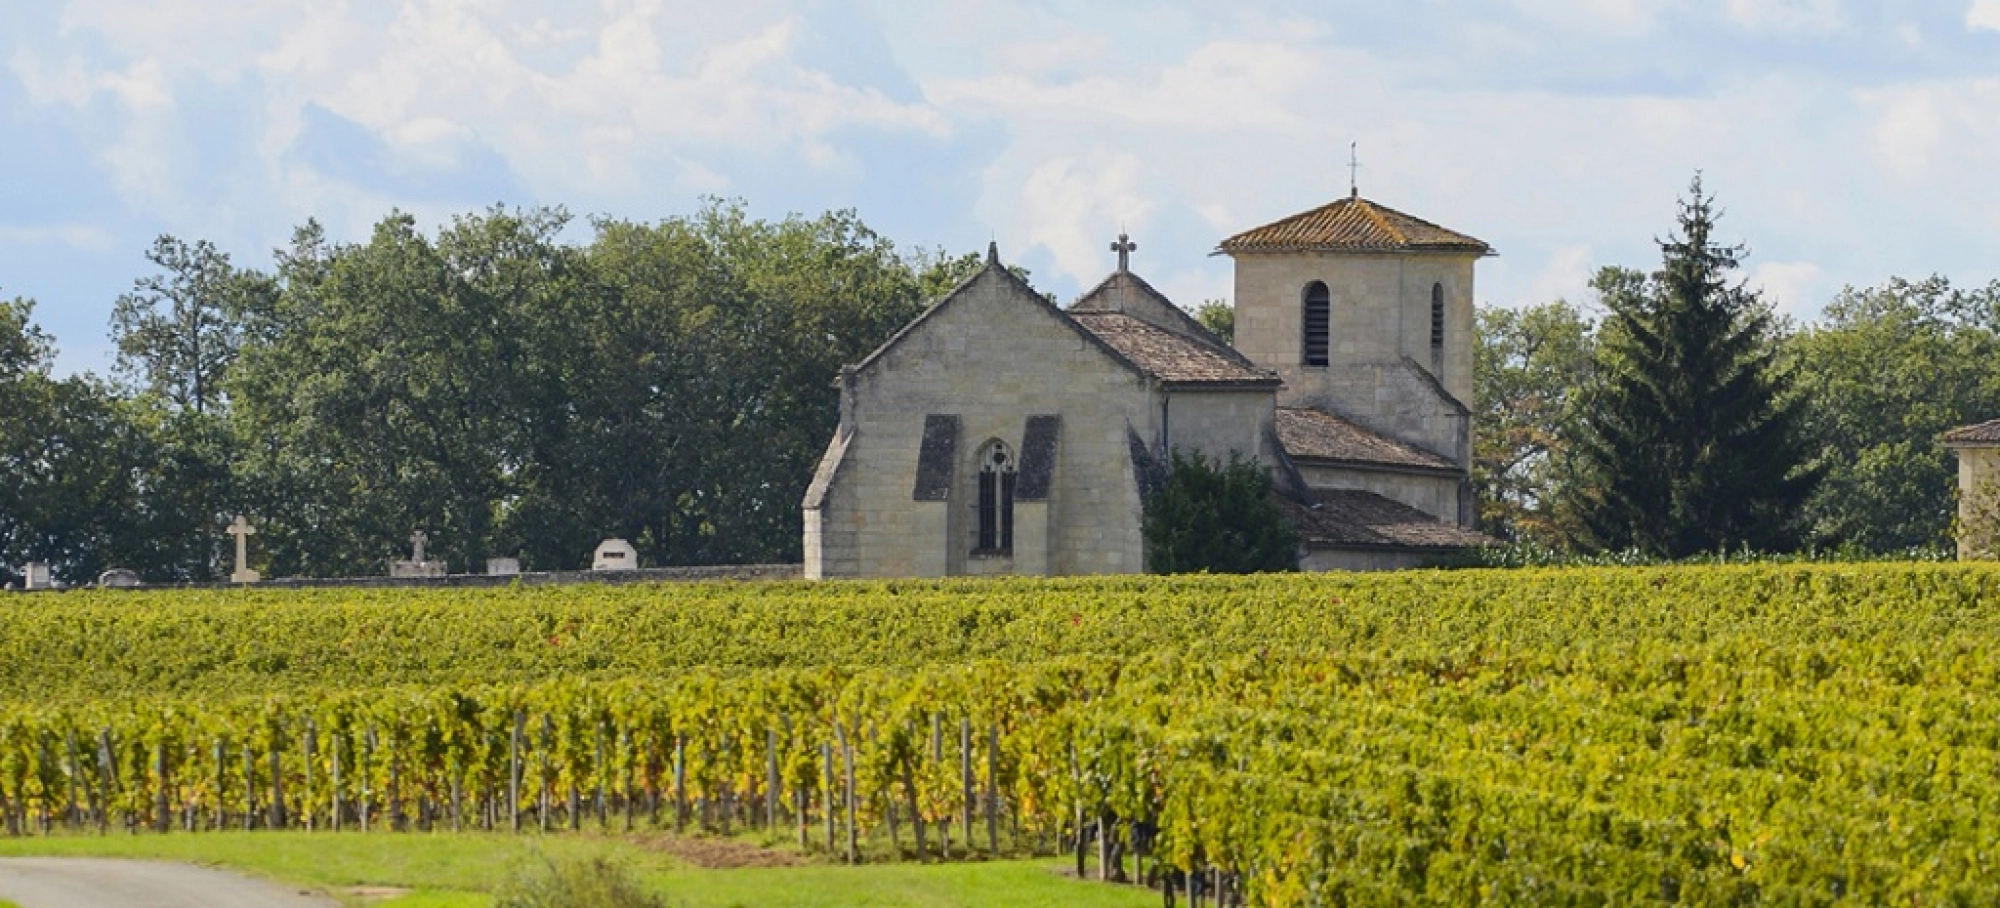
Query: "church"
802 191 1495 578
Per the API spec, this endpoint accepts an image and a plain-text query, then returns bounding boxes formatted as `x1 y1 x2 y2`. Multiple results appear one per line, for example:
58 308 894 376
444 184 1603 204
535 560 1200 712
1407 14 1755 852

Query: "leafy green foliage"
1786 275 2000 551
496 855 665 908
4 566 2000 905
1141 451 1296 573
1192 300 1233 345
0 297 170 584
110 235 268 417
1472 300 1595 543
1567 176 1818 556
227 203 943 575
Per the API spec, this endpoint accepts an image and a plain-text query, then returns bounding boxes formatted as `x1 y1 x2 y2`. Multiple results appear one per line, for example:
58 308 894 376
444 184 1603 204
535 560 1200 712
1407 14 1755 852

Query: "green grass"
0 832 1153 908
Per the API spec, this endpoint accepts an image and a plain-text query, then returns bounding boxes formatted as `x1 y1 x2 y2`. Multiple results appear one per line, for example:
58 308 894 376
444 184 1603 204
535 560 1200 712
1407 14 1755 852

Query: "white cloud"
1726 0 1845 34
1526 245 1599 309
27 1 953 216
1748 260 1826 317
1508 0 1677 36
0 224 116 251
1001 153 1158 285
1970 0 2000 31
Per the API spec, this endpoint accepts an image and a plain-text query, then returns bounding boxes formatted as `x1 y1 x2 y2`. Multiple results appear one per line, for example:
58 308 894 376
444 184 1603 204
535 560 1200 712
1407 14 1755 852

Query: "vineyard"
3 564 1999 905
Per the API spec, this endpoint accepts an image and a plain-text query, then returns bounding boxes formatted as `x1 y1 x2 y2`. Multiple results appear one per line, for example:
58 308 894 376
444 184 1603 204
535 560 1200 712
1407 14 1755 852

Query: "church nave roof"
1280 488 1495 551
1069 311 1280 387
1275 407 1459 473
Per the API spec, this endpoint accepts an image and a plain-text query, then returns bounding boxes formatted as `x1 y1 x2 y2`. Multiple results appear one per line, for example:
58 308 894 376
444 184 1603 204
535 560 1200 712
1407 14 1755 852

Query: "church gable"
805 245 1164 580
846 244 1145 388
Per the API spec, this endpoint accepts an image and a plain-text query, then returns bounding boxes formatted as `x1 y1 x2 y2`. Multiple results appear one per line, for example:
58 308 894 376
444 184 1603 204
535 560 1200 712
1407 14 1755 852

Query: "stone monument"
390 529 448 579
227 516 261 584
486 557 522 576
23 562 54 590
591 538 639 571
97 568 142 588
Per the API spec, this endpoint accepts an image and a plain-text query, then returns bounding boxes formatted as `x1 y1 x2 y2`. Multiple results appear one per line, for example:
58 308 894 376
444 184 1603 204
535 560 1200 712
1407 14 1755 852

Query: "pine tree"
1568 175 1819 556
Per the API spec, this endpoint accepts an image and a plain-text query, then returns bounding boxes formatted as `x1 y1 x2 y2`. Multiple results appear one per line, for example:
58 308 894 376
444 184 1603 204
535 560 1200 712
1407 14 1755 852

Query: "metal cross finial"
227 515 260 584
1111 233 1137 273
410 529 429 562
1349 142 1360 199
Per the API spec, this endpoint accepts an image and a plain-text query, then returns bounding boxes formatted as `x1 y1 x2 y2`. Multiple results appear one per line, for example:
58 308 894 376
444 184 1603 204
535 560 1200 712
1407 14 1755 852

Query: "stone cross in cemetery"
390 528 448 579
227 515 261 584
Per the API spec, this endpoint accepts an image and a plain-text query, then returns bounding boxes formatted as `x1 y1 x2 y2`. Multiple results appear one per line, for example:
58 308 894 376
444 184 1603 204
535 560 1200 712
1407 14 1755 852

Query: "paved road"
0 858 337 908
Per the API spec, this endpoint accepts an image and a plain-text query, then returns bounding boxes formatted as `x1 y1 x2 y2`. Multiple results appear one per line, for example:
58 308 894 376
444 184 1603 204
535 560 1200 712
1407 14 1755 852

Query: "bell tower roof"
1217 196 1492 256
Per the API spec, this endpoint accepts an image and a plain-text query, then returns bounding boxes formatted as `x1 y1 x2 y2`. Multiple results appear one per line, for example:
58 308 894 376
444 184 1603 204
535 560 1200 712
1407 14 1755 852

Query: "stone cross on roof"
1110 232 1137 273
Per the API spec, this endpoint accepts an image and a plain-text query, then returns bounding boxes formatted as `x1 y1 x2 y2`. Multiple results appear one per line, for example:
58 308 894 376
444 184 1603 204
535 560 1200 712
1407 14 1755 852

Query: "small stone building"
803 192 1494 578
1943 419 2000 558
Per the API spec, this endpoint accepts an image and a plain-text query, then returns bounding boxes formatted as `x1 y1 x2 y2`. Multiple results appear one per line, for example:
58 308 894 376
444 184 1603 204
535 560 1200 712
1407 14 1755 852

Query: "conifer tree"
1568 175 1818 556
1143 451 1298 573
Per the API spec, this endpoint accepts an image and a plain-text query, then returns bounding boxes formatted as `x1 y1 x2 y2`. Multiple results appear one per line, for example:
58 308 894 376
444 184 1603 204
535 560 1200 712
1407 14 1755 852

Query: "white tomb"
97 568 142 588
591 539 639 571
486 557 522 576
23 562 54 590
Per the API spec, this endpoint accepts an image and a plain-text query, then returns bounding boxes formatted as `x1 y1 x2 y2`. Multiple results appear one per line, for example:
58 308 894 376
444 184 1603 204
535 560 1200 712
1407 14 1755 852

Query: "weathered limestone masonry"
806 192 1497 578
808 254 1155 579
1222 194 1485 528
1944 419 2000 558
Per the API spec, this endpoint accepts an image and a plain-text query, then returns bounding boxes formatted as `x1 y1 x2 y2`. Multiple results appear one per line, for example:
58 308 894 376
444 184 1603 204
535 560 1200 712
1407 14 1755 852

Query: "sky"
3 0 1999 376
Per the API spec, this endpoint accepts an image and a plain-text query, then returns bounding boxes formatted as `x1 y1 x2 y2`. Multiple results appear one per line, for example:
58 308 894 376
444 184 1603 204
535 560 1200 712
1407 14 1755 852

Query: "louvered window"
1430 283 1446 364
1302 282 1330 367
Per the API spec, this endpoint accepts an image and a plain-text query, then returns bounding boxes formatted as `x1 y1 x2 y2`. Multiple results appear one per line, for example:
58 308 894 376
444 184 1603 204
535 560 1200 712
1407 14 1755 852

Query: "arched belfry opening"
974 439 1016 555
1302 281 1331 367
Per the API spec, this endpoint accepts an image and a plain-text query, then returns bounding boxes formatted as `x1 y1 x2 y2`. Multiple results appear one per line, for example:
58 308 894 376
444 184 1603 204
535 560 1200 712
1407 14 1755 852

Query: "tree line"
1476 176 2000 556
3 180 1991 583
3 202 985 583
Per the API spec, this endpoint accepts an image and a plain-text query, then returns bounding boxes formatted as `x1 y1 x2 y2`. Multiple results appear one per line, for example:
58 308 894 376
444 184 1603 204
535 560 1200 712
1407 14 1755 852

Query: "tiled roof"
1275 407 1458 472
1070 312 1279 386
1943 419 2000 445
1218 195 1490 255
1280 489 1495 550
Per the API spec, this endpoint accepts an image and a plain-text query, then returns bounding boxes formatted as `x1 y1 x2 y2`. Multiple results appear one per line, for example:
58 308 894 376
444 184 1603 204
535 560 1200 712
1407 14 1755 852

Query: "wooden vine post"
959 717 974 853
508 710 523 832
986 723 1001 855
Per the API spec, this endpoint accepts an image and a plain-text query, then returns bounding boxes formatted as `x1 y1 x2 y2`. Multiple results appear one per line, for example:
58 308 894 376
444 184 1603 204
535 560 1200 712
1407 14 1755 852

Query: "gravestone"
97 568 142 589
23 562 54 590
227 515 261 584
486 557 522 576
591 539 639 571
390 529 448 579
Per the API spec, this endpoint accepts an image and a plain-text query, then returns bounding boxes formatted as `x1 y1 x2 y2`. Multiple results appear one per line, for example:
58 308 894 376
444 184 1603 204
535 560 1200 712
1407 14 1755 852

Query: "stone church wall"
806 269 1157 579
1300 547 1444 572
1159 388 1272 466
1233 251 1475 463
1956 445 2000 559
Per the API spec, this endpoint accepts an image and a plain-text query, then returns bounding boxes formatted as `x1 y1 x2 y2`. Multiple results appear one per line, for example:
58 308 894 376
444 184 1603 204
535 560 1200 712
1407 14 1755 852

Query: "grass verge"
0 832 1154 908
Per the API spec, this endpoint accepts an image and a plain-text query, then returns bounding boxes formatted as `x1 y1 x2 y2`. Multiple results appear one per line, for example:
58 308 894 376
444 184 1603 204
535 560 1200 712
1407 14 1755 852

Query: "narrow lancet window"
975 440 1017 554
1302 281 1330 367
